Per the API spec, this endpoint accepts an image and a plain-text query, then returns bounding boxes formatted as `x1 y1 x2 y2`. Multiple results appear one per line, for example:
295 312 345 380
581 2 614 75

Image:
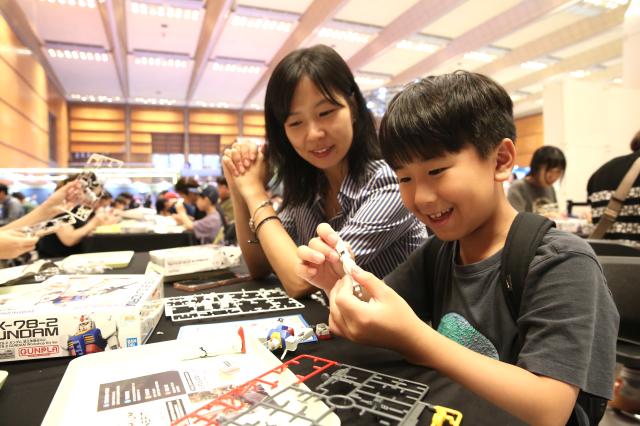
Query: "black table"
0 253 626 426
80 232 197 253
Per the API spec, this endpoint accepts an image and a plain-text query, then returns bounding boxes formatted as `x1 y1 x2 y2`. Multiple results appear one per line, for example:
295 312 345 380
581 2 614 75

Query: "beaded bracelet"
248 200 272 233
247 215 282 244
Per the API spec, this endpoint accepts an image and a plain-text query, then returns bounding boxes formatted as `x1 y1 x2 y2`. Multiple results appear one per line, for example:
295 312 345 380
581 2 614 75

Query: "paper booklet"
43 336 339 426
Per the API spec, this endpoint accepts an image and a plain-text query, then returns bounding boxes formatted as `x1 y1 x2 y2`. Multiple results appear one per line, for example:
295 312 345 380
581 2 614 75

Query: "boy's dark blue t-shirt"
384 228 619 424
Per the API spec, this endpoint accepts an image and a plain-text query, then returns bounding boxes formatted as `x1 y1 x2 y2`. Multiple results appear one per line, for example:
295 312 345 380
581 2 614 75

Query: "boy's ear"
494 138 516 182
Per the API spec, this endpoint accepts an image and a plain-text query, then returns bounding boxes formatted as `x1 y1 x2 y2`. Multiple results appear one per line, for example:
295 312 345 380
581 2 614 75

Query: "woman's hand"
41 180 84 215
222 142 269 201
295 223 346 294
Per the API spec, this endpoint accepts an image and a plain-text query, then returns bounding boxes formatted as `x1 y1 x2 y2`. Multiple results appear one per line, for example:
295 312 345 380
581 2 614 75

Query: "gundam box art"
0 274 164 362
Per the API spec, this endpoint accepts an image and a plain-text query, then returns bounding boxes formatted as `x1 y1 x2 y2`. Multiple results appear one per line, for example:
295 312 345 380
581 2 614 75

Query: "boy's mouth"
427 207 453 223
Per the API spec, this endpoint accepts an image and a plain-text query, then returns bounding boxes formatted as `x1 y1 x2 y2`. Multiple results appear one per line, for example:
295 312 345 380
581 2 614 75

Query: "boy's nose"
413 186 437 209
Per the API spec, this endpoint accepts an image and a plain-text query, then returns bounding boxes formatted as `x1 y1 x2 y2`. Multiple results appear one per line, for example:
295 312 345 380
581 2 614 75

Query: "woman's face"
283 76 354 174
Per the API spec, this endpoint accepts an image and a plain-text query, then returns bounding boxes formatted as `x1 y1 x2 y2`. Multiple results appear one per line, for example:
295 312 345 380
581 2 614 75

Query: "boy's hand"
295 223 346 293
328 266 429 360
0 230 38 259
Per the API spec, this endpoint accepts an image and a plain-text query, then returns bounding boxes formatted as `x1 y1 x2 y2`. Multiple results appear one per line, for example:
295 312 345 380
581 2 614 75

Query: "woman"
508 145 566 215
223 45 427 298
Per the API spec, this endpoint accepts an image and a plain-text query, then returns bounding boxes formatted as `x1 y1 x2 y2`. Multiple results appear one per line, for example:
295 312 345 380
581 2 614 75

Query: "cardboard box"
0 274 164 362
148 245 241 276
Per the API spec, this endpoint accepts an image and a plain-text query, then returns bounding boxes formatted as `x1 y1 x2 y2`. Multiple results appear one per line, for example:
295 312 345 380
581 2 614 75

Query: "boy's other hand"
328 266 427 359
0 230 38 259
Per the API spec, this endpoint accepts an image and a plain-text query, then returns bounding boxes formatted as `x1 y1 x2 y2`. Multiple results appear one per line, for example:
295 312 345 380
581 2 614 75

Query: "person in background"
97 191 113 209
11 192 37 214
36 176 111 259
174 177 205 219
155 191 179 216
507 146 566 216
0 183 25 226
587 130 640 244
0 180 83 260
172 185 223 244
112 195 128 211
118 192 138 209
216 176 234 224
222 44 427 298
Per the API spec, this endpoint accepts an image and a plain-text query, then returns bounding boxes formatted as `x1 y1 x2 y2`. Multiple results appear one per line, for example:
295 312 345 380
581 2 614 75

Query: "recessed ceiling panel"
192 65 264 106
360 47 430 75
492 65 539 85
495 9 583 49
126 0 202 56
236 0 313 14
334 0 419 27
421 0 521 38
23 0 108 46
549 26 622 59
128 56 192 100
46 51 121 96
210 12 295 62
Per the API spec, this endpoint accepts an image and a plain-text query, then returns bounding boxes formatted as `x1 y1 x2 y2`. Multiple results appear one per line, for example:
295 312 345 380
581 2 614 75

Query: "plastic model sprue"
172 354 463 426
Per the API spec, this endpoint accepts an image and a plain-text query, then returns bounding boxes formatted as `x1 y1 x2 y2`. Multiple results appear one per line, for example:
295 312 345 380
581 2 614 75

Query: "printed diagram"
164 288 305 322
97 371 185 412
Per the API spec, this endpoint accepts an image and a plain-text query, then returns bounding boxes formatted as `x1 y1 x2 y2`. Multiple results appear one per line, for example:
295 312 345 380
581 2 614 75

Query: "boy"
295 71 618 425
173 185 223 244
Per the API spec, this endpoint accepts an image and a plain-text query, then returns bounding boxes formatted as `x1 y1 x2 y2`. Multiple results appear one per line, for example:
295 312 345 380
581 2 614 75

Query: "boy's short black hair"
380 70 516 169
630 130 640 152
0 184 7 194
216 176 228 187
529 146 566 176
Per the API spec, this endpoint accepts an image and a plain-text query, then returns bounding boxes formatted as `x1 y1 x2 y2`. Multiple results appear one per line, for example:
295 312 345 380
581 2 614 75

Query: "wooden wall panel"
243 112 265 126
0 102 48 166
190 110 237 124
0 16 47 100
70 120 125 131
70 106 125 120
0 60 48 130
48 79 69 167
131 122 184 133
188 123 237 135
70 131 125 142
70 142 124 153
243 125 265 136
515 113 543 167
131 109 183 123
0 14 50 167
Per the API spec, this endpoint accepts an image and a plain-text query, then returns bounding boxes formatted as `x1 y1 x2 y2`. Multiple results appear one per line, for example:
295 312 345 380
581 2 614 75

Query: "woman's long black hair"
264 45 379 210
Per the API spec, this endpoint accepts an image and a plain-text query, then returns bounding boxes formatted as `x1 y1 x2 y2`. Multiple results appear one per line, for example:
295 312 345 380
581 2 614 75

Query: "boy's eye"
428 167 447 176
397 176 412 184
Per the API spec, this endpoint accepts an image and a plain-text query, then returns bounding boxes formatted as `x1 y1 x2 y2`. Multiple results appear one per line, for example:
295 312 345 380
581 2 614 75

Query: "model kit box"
148 245 242 276
0 274 164 362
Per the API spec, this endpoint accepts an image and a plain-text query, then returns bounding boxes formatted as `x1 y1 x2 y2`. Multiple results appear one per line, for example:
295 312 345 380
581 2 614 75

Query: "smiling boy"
295 71 619 425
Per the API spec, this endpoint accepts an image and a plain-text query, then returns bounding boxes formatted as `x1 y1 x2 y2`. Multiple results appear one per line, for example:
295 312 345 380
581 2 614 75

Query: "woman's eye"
319 109 336 117
428 167 447 176
287 120 302 128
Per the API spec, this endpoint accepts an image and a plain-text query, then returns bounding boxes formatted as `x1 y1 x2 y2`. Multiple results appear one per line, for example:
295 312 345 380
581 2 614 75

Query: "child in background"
296 71 618 425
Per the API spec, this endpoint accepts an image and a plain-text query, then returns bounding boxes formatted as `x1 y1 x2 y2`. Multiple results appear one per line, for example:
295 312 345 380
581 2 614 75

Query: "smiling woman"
221 45 427 298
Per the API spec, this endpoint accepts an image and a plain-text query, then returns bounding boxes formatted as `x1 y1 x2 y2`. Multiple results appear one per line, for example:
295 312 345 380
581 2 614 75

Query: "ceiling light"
396 40 439 53
570 69 591 78
131 1 200 21
318 27 370 43
134 55 189 68
583 0 628 9
612 77 622 84
355 76 387 87
40 0 96 7
69 94 120 103
212 61 262 74
520 61 548 71
47 46 109 62
134 97 177 106
231 15 293 32
194 101 235 109
464 51 496 63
